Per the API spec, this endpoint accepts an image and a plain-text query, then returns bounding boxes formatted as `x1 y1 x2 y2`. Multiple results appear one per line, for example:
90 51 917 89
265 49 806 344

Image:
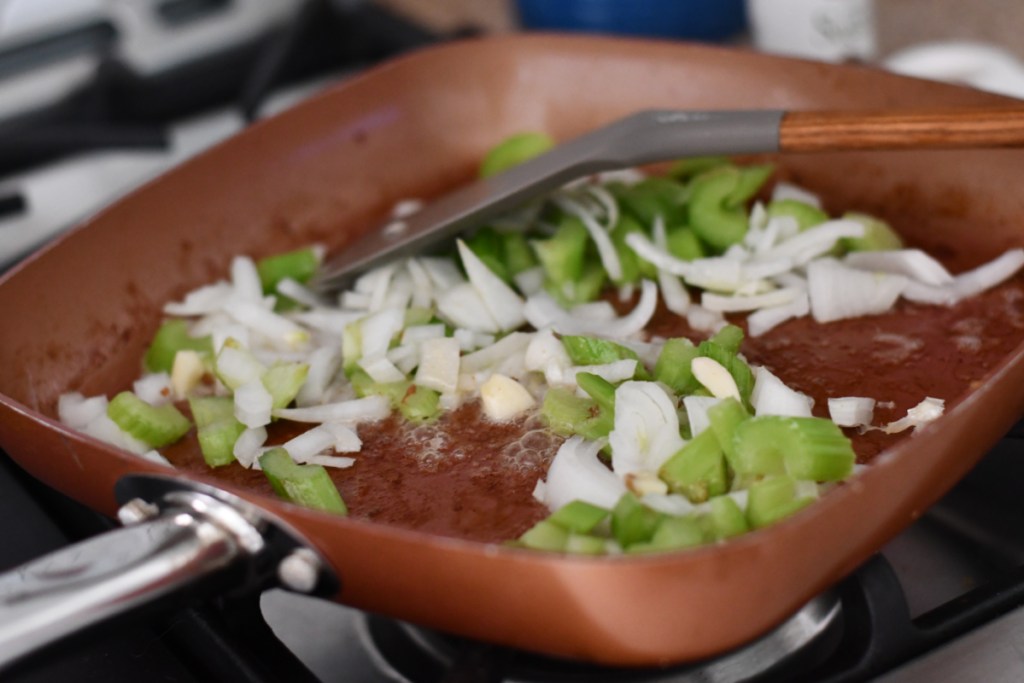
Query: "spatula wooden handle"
780 107 1024 153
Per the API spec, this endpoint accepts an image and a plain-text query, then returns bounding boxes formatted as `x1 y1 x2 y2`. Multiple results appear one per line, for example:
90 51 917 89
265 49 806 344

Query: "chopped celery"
841 212 904 252
108 391 191 448
189 396 244 467
540 388 613 440
259 448 348 515
709 324 744 355
613 177 689 226
688 167 749 252
399 385 441 423
500 230 537 278
575 372 616 414
518 519 569 551
215 342 266 391
465 227 509 282
532 215 588 291
341 320 362 373
144 320 212 373
746 475 815 529
611 493 664 548
565 533 609 555
561 335 640 366
666 225 705 261
404 307 435 327
558 261 607 306
653 337 701 395
256 247 320 294
649 516 705 551
348 367 410 405
707 397 750 468
667 155 729 179
697 340 754 404
549 500 610 534
479 132 554 178
767 199 829 231
658 429 728 503
262 361 309 409
703 495 749 540
733 416 855 481
726 164 773 206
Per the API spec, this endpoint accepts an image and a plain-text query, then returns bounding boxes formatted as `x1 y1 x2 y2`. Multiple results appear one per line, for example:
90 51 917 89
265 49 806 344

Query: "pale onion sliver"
609 381 685 476
751 366 813 417
231 256 264 302
683 395 721 437
274 395 391 423
234 379 273 428
457 239 526 331
233 427 267 468
702 287 800 313
747 291 809 337
542 436 627 511
828 397 876 427
555 196 623 282
415 337 461 394
58 393 108 430
436 282 500 333
807 259 907 323
845 249 954 286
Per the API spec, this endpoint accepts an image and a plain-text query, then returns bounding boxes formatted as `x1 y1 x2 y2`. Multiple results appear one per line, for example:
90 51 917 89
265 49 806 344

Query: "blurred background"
2 0 1023 267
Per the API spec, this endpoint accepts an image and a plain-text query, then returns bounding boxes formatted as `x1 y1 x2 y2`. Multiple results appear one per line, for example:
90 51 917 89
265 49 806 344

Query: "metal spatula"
311 106 1024 291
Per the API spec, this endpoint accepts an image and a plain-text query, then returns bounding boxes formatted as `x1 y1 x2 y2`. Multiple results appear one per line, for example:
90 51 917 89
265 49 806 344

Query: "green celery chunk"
565 533 609 555
144 320 212 373
726 164 773 206
259 448 348 515
540 388 613 440
465 227 509 282
532 215 588 292
549 500 610 534
348 368 410 406
341 320 362 373
746 475 816 529
189 396 243 467
262 361 309 409
659 429 728 503
256 247 320 294
501 230 537 278
612 177 689 226
703 495 749 540
575 372 616 415
649 516 705 551
108 391 191 448
215 341 266 391
668 155 730 179
479 132 554 178
546 261 607 307
841 211 904 252
709 324 744 355
707 397 750 469
611 493 664 548
766 199 829 231
697 339 755 404
733 416 855 481
653 337 701 395
561 335 640 366
518 519 569 551
665 225 705 261
399 385 441 423
688 167 749 252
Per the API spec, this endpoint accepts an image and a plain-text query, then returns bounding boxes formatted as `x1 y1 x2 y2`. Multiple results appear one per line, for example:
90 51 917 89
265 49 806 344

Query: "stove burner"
359 592 843 683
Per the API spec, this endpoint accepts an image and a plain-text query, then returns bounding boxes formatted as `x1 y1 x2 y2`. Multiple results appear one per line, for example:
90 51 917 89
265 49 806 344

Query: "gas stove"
3 2 1024 681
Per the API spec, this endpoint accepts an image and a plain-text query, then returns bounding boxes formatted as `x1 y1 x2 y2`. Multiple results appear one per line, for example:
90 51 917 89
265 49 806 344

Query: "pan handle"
0 474 338 672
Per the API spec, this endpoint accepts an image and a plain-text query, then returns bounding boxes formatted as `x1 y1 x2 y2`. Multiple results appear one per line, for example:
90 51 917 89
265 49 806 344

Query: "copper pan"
2 35 1024 667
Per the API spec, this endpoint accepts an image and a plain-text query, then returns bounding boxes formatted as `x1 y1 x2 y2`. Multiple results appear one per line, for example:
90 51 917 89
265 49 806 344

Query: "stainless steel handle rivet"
117 497 159 525
278 548 323 594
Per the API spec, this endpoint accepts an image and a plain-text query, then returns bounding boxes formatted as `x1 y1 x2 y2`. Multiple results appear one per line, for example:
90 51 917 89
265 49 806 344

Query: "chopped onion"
772 181 822 208
513 266 545 296
524 279 657 339
437 282 500 333
609 381 685 476
295 346 341 406
420 256 465 290
641 493 696 516
828 397 875 427
542 436 627 511
702 286 800 313
83 413 149 455
807 259 907 323
233 427 268 468
683 395 721 437
402 324 446 345
276 278 325 308
415 337 461 394
308 455 356 469
568 359 638 389
224 299 309 349
845 249 954 286
231 256 264 302
139 450 173 467
555 195 623 281
359 355 407 384
164 282 233 316
133 372 172 406
234 379 273 428
284 425 338 463
273 395 391 423
58 392 108 430
751 366 813 417
746 291 809 337
404 258 435 309
461 332 533 375
880 397 945 434
359 308 405 359
457 240 526 331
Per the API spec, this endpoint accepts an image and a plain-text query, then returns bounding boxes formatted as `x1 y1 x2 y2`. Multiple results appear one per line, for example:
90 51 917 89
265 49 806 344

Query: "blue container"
514 0 747 42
